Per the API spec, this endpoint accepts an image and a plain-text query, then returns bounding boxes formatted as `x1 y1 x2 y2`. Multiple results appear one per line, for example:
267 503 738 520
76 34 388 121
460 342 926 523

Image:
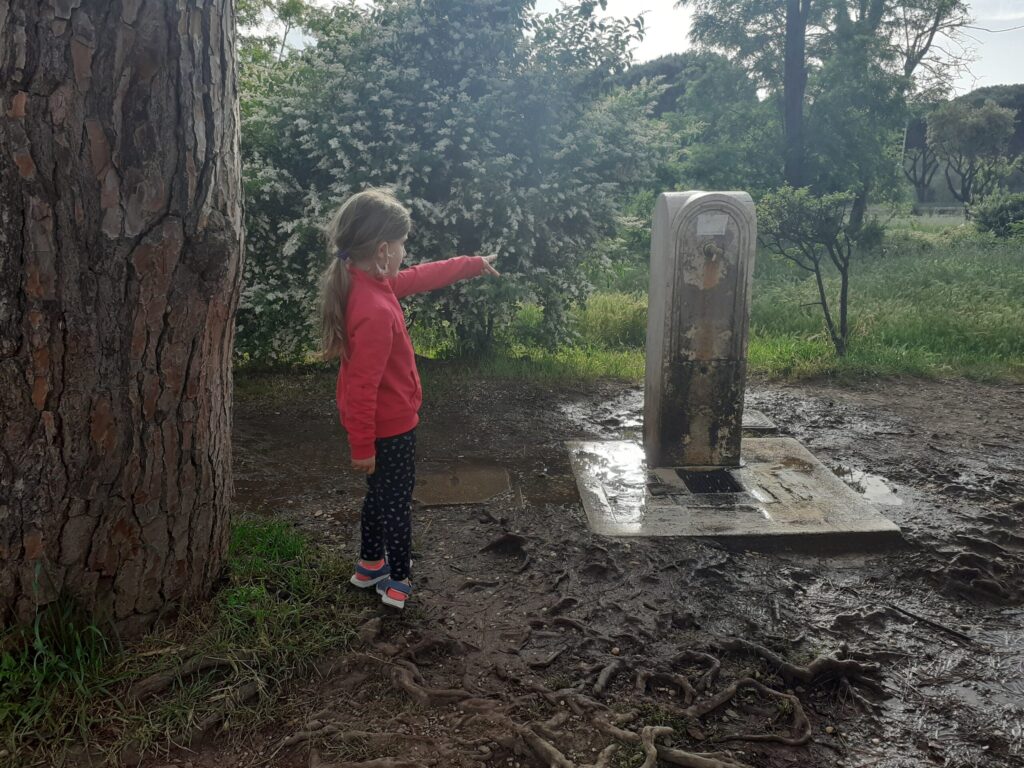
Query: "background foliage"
235 0 1023 368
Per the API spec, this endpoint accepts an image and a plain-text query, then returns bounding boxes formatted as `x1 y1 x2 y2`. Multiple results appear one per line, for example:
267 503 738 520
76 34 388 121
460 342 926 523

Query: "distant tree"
677 0 823 188
677 0 970 207
956 84 1024 157
928 99 1017 204
903 106 942 203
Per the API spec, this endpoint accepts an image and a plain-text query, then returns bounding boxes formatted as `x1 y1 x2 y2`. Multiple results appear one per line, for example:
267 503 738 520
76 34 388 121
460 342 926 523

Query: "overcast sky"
304 0 1023 95
533 0 1024 94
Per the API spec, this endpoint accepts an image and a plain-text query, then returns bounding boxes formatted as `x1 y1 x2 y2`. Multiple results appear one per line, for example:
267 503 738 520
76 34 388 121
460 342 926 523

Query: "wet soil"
164 372 1023 768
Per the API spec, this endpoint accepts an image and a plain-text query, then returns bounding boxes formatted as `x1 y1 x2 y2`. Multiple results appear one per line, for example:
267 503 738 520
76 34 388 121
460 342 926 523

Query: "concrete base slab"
567 438 903 550
742 409 778 434
414 462 510 506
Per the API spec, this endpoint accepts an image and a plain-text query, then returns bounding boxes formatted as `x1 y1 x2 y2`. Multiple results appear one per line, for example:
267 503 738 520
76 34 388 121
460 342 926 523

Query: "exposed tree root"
593 659 624 696
549 596 579 615
191 679 262 738
480 532 528 557
518 724 575 768
691 678 811 746
720 638 882 692
655 745 753 768
593 713 753 768
635 668 697 705
528 647 566 669
640 725 675 768
392 659 473 706
402 635 476 665
316 758 424 768
130 653 253 701
672 650 722 692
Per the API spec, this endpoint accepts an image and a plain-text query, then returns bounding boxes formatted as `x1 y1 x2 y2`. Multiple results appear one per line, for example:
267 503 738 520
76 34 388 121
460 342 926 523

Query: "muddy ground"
168 371 1023 768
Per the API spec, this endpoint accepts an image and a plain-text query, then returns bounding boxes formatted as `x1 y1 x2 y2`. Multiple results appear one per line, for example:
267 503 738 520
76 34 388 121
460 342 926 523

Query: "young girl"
318 188 499 609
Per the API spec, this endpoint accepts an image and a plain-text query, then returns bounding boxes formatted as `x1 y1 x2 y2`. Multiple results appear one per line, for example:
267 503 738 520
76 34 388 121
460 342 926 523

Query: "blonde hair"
318 188 411 359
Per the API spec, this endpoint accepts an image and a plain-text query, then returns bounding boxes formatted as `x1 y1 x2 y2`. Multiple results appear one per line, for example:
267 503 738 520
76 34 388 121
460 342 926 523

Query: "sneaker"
349 559 390 588
376 578 412 609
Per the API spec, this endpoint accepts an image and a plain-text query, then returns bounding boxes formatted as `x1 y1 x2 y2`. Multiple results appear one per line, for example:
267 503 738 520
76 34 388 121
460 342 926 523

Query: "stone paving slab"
567 437 903 550
414 463 510 506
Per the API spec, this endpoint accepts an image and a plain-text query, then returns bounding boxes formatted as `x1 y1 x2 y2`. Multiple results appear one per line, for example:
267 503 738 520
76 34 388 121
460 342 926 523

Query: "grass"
540 226 1023 382
0 518 365 766
237 223 1022 386
401 226 1022 384
747 227 1024 380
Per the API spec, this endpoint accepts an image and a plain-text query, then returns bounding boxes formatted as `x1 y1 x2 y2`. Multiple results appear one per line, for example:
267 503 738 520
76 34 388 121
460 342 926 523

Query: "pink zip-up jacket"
336 256 486 460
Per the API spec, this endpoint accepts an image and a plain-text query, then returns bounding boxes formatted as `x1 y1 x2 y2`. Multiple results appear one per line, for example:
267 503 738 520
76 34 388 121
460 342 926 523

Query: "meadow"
412 222 1024 383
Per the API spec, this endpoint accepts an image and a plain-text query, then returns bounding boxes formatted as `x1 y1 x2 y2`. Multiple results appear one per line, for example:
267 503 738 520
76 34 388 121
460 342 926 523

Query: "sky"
532 0 1024 95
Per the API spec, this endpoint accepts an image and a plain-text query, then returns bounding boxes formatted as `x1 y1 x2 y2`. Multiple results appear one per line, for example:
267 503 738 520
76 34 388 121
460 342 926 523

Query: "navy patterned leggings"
360 429 416 581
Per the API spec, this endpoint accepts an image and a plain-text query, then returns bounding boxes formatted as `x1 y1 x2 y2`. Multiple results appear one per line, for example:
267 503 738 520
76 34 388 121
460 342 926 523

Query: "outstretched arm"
391 255 499 299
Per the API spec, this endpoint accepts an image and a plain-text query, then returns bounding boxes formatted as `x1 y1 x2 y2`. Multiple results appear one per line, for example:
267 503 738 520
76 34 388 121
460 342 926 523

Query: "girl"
318 188 499 609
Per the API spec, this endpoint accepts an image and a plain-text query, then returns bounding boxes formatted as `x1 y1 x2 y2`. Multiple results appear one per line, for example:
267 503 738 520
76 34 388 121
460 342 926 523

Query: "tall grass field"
441 225 1023 382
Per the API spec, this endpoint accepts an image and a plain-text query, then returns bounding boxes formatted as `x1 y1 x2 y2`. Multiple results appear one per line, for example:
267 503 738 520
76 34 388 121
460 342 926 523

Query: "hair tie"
336 248 350 262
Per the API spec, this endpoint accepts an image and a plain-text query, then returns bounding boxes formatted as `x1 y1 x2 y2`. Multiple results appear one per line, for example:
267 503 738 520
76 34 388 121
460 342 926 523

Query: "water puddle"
833 465 904 505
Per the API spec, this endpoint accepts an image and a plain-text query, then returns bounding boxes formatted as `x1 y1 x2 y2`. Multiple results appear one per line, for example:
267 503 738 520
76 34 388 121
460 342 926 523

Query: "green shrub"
574 292 647 349
972 193 1024 237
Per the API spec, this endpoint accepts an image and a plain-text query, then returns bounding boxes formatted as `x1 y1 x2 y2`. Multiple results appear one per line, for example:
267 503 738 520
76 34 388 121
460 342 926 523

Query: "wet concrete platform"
742 409 777 434
567 438 903 550
414 462 510 506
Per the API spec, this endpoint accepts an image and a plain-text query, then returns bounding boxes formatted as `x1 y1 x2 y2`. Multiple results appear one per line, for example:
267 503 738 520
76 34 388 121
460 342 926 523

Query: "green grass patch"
748 230 1024 380
0 518 364 766
563 229 1023 381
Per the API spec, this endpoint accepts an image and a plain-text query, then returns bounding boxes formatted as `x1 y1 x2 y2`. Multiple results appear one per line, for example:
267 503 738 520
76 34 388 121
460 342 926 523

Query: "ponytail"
317 187 411 360
319 257 351 360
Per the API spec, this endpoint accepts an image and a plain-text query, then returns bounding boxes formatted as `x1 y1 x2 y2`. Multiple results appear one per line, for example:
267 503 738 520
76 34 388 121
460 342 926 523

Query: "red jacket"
336 256 486 460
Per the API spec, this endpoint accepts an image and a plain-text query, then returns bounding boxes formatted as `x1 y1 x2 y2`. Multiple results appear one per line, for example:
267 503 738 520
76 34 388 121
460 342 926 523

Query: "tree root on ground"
392 659 474 706
692 678 811 746
130 652 255 701
672 650 722 692
720 638 883 693
635 668 698 705
593 659 624 696
190 679 262 739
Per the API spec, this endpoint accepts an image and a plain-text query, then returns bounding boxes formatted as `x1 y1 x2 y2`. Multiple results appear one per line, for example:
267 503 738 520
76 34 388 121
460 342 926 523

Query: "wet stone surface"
194 374 1024 768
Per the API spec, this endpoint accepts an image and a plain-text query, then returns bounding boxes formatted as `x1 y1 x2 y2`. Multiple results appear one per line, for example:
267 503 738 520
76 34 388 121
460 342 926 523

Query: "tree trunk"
0 1 243 637
783 0 808 187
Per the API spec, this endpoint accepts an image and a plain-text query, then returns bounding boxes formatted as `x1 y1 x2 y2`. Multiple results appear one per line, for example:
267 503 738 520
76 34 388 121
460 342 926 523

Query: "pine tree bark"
0 1 243 636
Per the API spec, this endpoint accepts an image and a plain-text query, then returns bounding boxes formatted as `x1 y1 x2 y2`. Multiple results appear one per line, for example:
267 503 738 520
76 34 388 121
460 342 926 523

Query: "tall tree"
678 0 970 197
903 107 942 203
0 1 243 636
928 98 1017 204
678 0 823 187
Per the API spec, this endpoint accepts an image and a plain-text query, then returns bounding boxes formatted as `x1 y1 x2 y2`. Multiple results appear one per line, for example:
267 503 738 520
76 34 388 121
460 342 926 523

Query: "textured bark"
0 0 243 636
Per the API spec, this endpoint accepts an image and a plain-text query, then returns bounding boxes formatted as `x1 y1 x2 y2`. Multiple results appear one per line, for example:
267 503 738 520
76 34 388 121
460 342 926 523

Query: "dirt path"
177 373 1022 768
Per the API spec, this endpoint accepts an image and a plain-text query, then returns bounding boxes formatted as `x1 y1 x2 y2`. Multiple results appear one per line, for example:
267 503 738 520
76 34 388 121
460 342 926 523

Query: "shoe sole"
350 573 389 588
381 593 408 609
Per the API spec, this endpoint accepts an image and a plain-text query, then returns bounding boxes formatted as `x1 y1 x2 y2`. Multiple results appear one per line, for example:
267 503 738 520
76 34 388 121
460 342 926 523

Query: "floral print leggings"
359 429 416 581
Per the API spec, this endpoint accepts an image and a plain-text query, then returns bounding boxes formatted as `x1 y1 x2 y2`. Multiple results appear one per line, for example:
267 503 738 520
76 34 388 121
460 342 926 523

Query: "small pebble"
611 647 621 656
872 738 880 745
825 726 835 734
